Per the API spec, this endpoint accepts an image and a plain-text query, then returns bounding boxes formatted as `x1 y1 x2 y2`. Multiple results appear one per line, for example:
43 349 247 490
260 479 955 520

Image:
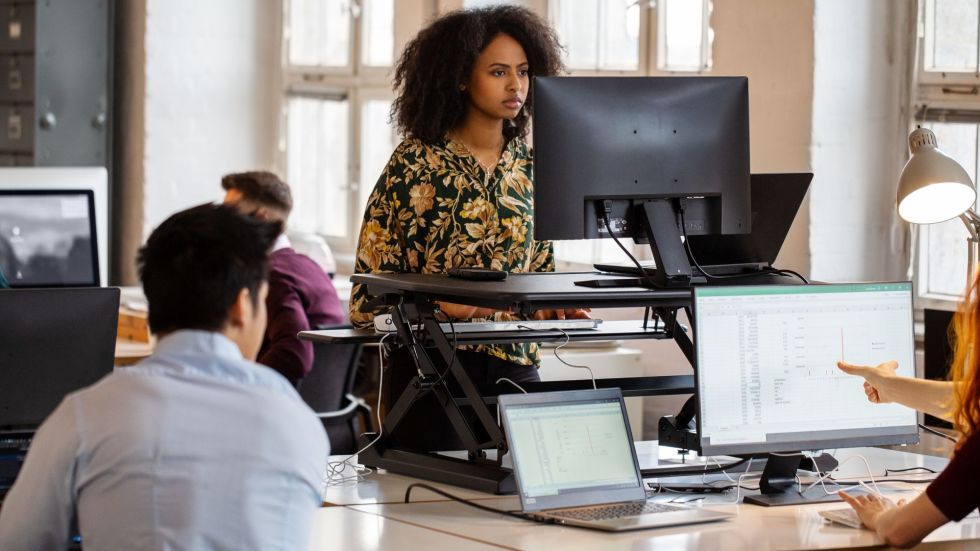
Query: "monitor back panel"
694 283 918 456
533 76 750 240
0 287 119 429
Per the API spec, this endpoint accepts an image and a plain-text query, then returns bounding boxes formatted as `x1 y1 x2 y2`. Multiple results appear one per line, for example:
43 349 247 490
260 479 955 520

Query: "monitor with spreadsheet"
694 283 919 457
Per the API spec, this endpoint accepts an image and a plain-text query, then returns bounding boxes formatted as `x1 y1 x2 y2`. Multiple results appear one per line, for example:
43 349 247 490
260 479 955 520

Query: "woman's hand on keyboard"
435 301 498 320
838 490 900 530
531 308 591 321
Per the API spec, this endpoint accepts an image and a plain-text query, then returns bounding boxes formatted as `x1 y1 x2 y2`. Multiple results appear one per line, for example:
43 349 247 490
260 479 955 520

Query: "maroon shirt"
258 247 345 383
926 430 980 521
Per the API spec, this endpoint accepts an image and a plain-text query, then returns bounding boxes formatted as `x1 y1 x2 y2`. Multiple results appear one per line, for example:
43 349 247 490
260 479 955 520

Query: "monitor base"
743 491 843 507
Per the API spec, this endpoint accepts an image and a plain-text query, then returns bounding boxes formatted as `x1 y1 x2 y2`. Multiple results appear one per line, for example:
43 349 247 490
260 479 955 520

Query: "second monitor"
533 76 751 287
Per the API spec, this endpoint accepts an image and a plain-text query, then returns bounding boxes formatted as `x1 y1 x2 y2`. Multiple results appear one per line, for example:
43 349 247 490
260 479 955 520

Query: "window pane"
660 0 709 71
552 0 639 71
288 0 350 67
360 99 397 213
920 121 978 298
925 0 979 72
361 0 394 67
287 95 350 238
554 240 598 266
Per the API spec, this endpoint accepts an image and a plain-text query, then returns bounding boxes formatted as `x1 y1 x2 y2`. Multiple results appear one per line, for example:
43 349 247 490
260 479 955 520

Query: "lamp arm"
960 208 980 241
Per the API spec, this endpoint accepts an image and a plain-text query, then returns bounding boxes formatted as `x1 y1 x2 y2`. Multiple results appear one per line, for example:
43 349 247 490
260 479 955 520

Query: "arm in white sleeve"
0 397 80 550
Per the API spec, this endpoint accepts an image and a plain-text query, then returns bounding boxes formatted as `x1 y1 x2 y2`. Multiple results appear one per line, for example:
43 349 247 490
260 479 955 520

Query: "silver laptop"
498 388 732 531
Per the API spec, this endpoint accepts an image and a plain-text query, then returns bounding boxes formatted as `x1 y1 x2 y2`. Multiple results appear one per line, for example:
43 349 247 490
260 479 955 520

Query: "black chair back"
295 325 366 454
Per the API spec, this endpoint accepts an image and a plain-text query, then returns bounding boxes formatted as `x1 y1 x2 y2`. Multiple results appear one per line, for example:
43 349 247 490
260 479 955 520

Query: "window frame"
278 0 399 257
912 0 980 309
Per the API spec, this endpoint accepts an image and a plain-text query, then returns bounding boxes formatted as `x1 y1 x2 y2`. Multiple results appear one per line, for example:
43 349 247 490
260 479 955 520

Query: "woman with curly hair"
836 272 980 546
349 5 583 447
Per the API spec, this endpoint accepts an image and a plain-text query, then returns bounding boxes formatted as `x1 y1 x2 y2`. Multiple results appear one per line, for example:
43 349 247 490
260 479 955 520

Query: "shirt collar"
153 330 244 361
145 330 298 392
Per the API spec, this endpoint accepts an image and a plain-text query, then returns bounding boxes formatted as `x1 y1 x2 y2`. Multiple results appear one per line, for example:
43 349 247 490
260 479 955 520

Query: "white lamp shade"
897 128 976 224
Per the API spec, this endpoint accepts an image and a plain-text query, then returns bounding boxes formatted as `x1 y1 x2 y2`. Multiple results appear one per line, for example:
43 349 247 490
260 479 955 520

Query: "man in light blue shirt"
0 204 329 550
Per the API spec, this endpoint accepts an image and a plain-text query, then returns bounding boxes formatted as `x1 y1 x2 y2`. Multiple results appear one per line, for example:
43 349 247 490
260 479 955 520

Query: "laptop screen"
500 389 645 512
0 189 99 287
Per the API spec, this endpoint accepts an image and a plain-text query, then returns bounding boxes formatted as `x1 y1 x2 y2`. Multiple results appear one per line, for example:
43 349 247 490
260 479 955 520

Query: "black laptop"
0 287 119 496
595 172 812 276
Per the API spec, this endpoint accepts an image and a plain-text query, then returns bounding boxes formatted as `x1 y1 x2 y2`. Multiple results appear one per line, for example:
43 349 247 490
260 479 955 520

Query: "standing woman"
349 6 576 445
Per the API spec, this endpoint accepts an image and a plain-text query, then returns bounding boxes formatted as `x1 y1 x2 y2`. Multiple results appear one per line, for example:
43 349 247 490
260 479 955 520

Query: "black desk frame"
309 272 795 493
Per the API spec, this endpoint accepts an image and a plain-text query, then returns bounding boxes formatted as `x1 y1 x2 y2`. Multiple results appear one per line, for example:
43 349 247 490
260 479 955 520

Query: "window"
280 0 398 250
550 0 711 74
914 0 980 303
279 0 713 269
547 0 712 267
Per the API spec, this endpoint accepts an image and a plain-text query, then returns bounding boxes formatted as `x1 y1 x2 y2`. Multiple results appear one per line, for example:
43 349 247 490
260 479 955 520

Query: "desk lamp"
897 127 979 285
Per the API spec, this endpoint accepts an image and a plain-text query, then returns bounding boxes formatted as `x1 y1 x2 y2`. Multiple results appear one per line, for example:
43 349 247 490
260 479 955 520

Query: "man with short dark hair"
222 171 344 384
0 204 329 550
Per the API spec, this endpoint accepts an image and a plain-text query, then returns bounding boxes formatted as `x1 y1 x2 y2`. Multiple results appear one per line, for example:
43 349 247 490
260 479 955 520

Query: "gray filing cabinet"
0 0 111 167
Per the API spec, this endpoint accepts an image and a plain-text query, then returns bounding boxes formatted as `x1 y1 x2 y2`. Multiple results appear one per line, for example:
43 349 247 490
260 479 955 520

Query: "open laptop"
0 287 119 498
498 388 732 531
595 172 811 277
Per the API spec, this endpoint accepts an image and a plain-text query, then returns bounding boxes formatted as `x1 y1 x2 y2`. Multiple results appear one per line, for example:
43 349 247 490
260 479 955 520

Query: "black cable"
919 423 959 443
677 208 809 284
404 483 542 522
884 467 937 475
772 269 809 284
601 214 649 277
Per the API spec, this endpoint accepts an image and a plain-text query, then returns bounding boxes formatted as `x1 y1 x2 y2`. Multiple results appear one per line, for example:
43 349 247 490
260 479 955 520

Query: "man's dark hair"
221 171 293 216
138 203 282 334
392 5 564 144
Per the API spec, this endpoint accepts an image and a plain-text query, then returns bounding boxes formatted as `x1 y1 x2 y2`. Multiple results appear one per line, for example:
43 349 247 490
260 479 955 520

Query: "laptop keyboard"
549 502 685 522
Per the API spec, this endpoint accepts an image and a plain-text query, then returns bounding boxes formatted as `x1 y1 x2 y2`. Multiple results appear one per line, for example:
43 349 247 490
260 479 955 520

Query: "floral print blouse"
349 136 554 366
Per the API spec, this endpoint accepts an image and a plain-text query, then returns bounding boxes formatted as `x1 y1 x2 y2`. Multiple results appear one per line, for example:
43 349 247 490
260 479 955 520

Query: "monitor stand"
742 453 844 507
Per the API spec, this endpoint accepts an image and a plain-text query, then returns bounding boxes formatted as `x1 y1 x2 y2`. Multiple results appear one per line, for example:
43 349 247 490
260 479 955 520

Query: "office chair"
295 326 370 455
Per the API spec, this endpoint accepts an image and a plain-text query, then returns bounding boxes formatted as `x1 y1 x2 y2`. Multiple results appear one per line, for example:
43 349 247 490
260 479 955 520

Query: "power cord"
404 483 544 523
598 201 655 286
323 333 393 489
519 325 598 390
919 423 958 443
677 204 809 284
495 377 528 394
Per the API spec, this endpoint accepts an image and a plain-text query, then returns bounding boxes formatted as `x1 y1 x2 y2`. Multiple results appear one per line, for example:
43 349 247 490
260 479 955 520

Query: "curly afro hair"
391 5 564 145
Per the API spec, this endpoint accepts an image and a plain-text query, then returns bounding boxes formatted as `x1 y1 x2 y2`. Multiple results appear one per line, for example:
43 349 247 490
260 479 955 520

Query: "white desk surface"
315 444 980 550
308 506 502 550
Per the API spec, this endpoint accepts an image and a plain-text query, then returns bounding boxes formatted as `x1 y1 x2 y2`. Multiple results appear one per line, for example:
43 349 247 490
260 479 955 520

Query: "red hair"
951 270 980 446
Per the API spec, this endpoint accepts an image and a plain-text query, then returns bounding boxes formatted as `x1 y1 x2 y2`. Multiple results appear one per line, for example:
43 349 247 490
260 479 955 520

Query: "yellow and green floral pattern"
349 137 554 366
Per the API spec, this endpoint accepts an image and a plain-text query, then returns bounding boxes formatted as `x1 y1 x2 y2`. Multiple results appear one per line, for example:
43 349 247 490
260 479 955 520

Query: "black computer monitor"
0 287 119 430
0 189 100 287
693 283 919 506
533 76 751 287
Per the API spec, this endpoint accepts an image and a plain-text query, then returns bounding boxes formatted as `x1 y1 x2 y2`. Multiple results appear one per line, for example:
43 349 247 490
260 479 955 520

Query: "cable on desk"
884 466 937 475
403 483 543 523
323 333 393 488
919 423 959 443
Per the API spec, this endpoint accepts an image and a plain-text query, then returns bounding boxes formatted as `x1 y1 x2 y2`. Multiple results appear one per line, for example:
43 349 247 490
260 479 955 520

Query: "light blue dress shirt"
0 330 329 550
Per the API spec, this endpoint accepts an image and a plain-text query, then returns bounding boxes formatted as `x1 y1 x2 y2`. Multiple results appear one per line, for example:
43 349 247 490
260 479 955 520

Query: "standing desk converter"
301 271 800 493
